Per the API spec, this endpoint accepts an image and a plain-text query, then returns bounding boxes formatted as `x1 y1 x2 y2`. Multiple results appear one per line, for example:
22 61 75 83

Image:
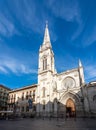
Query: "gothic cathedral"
8 23 96 117
36 23 85 117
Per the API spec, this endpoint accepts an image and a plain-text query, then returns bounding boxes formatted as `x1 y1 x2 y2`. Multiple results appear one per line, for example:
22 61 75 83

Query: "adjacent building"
7 84 37 116
82 81 96 116
0 85 11 111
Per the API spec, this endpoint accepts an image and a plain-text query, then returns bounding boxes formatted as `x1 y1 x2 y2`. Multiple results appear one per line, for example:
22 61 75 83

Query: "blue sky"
0 0 96 89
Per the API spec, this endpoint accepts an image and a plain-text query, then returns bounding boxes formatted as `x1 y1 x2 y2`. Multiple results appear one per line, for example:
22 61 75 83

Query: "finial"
46 20 48 28
79 59 82 67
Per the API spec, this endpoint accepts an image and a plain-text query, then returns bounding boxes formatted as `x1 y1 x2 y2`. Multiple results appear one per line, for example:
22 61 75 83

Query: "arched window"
43 57 47 70
42 87 45 97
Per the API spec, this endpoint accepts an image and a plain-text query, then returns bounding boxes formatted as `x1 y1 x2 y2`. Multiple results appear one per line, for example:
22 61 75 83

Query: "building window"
8 96 10 103
42 87 45 97
14 94 16 102
26 91 28 100
30 91 32 97
11 95 13 103
22 92 24 100
43 57 47 70
33 90 35 101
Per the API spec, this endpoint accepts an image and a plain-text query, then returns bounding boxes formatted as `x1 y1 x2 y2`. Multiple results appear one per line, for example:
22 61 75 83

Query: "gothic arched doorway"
66 98 76 117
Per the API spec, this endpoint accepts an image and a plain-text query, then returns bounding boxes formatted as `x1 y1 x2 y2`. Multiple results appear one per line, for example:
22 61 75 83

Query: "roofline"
89 81 96 85
83 81 96 88
0 84 11 91
57 68 79 76
9 84 37 93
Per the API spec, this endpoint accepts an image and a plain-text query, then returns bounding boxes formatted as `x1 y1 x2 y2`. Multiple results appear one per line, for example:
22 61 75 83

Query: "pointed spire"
43 21 51 46
46 20 48 28
79 59 82 67
39 45 42 52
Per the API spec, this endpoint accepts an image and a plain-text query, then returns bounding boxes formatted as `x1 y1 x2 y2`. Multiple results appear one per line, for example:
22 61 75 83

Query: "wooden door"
66 98 76 117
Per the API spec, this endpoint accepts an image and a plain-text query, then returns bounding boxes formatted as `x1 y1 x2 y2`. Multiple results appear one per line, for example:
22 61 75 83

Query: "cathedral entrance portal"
66 98 76 117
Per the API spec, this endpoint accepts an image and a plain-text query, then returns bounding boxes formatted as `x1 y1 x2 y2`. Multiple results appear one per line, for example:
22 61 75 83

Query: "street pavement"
0 117 96 130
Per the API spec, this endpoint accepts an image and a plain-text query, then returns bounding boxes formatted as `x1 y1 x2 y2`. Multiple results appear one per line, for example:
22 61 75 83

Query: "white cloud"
0 38 38 75
20 64 37 74
0 1 42 37
0 56 37 75
81 26 96 47
0 0 56 41
0 66 8 74
84 64 96 82
71 22 84 41
47 0 84 43
0 12 17 37
47 0 81 23
56 54 78 72
7 0 45 34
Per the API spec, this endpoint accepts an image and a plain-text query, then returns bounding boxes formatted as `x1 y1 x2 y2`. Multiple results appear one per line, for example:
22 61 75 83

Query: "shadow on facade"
36 88 87 119
37 83 96 119
7 85 96 119
8 96 36 118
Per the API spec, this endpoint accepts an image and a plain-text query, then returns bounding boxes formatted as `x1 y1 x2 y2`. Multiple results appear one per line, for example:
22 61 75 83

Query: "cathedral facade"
36 23 85 117
36 23 96 117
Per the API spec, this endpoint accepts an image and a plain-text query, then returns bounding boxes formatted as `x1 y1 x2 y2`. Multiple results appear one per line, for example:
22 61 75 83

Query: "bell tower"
38 22 55 74
36 22 56 115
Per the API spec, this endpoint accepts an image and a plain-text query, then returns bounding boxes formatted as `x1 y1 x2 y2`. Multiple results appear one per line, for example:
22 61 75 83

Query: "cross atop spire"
43 21 51 46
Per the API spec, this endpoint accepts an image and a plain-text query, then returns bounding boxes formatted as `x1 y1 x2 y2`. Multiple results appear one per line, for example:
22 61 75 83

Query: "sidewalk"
0 117 96 130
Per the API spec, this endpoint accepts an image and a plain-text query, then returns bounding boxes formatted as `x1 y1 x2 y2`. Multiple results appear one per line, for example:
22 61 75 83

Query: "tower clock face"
62 77 75 89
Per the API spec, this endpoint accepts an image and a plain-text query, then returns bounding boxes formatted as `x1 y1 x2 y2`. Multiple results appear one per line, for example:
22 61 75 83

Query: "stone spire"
43 21 51 47
79 59 82 67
